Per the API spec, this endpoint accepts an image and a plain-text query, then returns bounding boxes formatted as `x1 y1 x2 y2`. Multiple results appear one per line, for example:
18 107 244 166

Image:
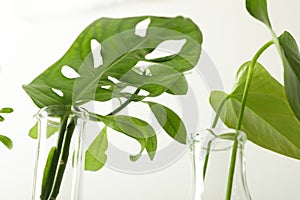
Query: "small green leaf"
0 108 13 113
85 127 108 171
145 101 187 144
0 115 4 122
0 135 13 149
96 115 157 160
246 0 272 28
278 31 300 121
29 122 59 139
29 123 38 139
46 124 59 138
41 147 56 196
210 62 300 159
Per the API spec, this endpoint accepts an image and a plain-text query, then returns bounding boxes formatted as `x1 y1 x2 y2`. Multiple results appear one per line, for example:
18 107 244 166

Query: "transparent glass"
32 105 88 200
191 128 252 200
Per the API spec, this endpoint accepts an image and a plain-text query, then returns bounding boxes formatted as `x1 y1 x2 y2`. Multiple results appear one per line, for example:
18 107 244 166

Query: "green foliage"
29 122 59 139
210 63 300 159
85 127 108 171
23 15 202 166
41 147 56 197
246 0 271 28
24 16 202 199
145 101 187 144
246 0 300 124
278 32 300 122
209 1 300 198
0 107 13 149
0 135 13 150
23 16 202 108
95 114 157 160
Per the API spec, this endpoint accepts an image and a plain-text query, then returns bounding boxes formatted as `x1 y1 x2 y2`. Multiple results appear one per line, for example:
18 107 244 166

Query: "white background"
0 0 300 199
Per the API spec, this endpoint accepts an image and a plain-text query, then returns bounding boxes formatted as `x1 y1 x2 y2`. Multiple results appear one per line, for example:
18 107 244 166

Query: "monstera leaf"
23 16 202 108
24 16 202 174
210 62 300 159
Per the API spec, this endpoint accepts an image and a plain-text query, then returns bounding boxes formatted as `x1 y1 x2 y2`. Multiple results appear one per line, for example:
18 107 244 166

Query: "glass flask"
191 128 252 200
32 105 88 200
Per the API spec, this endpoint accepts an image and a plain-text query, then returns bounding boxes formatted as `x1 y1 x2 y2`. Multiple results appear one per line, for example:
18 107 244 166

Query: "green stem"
42 112 70 200
107 88 140 116
202 140 212 180
225 40 274 200
212 96 229 129
48 117 76 199
41 88 141 199
202 96 229 180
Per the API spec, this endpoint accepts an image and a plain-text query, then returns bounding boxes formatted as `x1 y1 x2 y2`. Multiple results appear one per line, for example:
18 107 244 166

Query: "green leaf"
96 114 157 160
29 122 59 139
0 108 13 113
145 101 187 144
85 126 108 171
29 123 38 139
210 62 300 159
246 0 272 28
42 147 56 195
0 135 13 149
278 31 300 121
23 16 202 108
119 65 188 96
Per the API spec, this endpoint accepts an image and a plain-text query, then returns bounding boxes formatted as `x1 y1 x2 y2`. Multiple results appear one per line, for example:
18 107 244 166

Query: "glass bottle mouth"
191 128 247 156
36 105 89 121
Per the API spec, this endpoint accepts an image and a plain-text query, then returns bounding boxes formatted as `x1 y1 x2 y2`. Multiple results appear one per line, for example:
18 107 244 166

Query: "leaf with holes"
23 16 202 108
119 65 188 96
210 62 300 159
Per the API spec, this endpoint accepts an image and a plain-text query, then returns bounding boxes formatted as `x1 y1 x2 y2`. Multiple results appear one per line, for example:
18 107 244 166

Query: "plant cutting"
23 16 202 199
207 0 300 199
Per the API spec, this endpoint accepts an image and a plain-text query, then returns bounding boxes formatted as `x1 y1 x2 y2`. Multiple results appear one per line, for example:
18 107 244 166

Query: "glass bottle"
191 128 252 200
31 105 88 200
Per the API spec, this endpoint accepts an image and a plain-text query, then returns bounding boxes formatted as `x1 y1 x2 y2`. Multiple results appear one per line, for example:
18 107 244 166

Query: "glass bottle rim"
35 105 89 121
192 128 247 151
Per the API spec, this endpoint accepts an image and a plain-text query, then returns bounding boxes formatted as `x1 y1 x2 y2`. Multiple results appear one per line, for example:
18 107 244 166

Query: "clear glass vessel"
191 128 252 200
32 105 88 200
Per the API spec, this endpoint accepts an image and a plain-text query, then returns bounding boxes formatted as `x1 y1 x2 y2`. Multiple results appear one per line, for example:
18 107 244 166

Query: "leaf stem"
48 117 76 199
212 96 229 129
202 96 229 180
107 88 140 116
42 112 70 200
225 40 274 200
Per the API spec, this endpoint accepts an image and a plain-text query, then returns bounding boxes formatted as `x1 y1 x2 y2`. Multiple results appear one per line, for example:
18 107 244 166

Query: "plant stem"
41 89 141 199
202 96 229 180
212 96 229 129
48 117 76 199
225 40 274 200
42 112 70 200
107 88 140 116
